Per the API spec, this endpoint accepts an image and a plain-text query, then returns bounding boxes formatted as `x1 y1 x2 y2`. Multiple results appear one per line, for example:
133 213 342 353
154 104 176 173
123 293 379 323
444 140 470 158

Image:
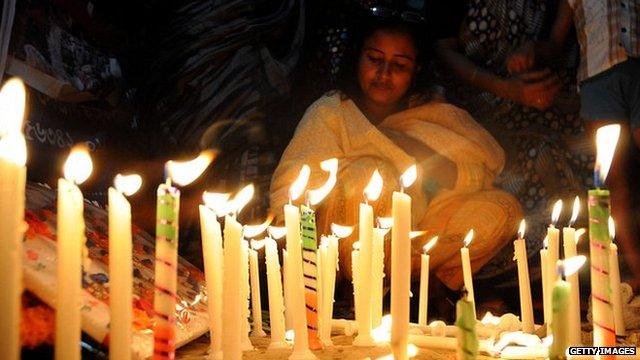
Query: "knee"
463 190 523 252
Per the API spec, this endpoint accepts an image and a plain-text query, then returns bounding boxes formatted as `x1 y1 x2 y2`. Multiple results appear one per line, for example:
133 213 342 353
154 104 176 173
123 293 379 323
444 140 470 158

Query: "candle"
353 169 382 346
391 165 416 360
284 165 315 359
265 227 288 349
352 241 360 320
460 229 477 320
244 215 273 339
0 78 26 360
55 145 93 360
418 236 438 327
372 218 392 328
241 240 253 350
513 220 534 334
456 289 479 360
540 236 552 330
283 248 292 330
563 197 583 345
589 124 620 352
222 214 244 358
608 217 624 337
200 192 229 359
548 200 563 284
550 256 587 360
109 174 142 360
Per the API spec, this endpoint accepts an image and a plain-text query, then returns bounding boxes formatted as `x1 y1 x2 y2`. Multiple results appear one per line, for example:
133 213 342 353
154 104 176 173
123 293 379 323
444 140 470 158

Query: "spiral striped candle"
300 204 322 349
153 182 180 360
455 292 478 360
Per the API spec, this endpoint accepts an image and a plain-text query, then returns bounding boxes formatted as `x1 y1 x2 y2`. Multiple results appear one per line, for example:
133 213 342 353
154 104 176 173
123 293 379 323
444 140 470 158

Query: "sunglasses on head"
369 6 426 24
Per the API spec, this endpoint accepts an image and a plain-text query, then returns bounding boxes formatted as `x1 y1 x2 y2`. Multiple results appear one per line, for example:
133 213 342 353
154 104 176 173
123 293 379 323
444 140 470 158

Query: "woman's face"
357 30 418 107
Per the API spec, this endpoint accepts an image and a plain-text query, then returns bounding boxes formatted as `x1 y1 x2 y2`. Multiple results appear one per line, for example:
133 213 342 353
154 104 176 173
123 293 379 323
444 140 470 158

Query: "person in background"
506 0 640 289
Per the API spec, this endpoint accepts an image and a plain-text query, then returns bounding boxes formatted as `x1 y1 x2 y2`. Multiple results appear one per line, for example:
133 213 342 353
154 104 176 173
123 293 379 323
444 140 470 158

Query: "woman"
269 17 522 292
435 0 593 254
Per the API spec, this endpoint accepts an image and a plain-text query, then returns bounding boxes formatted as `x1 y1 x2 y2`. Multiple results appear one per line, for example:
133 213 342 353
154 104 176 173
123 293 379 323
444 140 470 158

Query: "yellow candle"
371 222 390 328
222 215 244 358
548 200 563 284
241 240 253 351
460 230 476 320
514 220 534 334
418 237 438 327
540 238 552 329
264 229 287 349
0 78 27 360
55 146 92 360
391 165 416 360
108 174 141 360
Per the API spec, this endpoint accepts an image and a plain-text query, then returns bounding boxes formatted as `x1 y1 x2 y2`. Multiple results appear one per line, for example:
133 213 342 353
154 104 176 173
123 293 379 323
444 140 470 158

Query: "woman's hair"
334 14 431 102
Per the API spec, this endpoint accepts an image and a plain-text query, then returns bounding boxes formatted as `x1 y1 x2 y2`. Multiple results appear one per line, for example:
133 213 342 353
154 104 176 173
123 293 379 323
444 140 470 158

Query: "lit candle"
418 236 438 327
352 241 361 328
240 239 253 350
154 151 213 359
563 196 583 345
264 227 288 349
589 124 620 351
284 166 316 359
372 217 392 328
391 165 416 360
608 217 624 337
222 184 254 358
513 219 534 334
455 289 479 360
283 248 292 331
460 229 477 320
353 169 383 346
550 256 587 360
0 78 27 360
200 192 229 360
540 236 552 330
55 145 93 360
245 216 273 338
109 174 142 360
548 200 563 284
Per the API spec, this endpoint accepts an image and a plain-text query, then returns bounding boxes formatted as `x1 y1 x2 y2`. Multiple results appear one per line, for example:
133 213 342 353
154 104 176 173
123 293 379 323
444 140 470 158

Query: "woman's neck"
358 96 401 125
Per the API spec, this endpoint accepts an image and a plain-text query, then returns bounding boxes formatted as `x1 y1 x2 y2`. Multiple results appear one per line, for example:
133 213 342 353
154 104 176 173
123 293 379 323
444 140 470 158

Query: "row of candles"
0 76 625 360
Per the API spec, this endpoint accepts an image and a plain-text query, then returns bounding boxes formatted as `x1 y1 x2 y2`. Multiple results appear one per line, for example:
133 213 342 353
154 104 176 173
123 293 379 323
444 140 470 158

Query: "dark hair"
334 15 430 102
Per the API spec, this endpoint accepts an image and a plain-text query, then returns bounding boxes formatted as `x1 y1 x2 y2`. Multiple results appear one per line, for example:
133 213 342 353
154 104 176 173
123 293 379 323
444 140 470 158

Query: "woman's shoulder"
297 91 346 127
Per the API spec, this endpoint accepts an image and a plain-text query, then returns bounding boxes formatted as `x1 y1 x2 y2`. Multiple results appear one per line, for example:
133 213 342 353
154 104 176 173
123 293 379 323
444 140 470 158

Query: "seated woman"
269 16 522 292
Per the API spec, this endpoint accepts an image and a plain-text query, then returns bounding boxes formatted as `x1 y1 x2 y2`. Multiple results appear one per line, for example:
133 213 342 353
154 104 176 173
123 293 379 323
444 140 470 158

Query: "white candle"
264 232 288 348
241 240 253 350
371 223 389 328
55 146 93 360
249 245 267 337
418 237 438 327
0 78 27 360
513 220 534 334
563 197 583 345
460 230 477 320
283 249 292 330
608 217 625 337
351 241 361 326
108 174 141 360
548 200 563 284
222 215 244 358
540 238 552 329
391 165 416 360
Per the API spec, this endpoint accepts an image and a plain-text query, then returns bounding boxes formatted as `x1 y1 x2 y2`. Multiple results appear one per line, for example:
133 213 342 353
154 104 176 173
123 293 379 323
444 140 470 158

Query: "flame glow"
378 217 393 229
331 223 354 238
595 124 621 186
407 344 419 357
363 169 383 202
575 228 586 245
202 192 231 216
114 174 142 196
609 216 616 240
268 226 287 240
409 231 426 240
251 239 266 250
560 255 587 277
463 229 474 247
0 134 26 166
353 241 361 251
518 219 526 239
165 150 215 186
481 311 501 326
551 199 563 225
0 78 26 136
285 330 295 343
63 145 93 185
308 158 338 206
243 213 273 239
400 164 417 189
289 164 310 201
543 235 549 248
423 236 438 254
229 184 255 215
569 196 580 226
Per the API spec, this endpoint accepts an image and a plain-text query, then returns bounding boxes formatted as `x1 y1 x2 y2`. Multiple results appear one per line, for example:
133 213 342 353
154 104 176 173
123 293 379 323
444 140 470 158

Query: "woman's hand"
506 42 536 74
498 69 562 110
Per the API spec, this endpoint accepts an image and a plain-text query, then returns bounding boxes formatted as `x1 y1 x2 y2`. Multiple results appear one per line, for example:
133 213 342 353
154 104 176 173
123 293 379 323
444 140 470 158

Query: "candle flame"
308 158 338 206
331 223 354 238
609 216 615 240
63 145 93 185
410 231 426 240
352 241 361 251
229 184 255 216
575 228 586 245
363 169 383 202
165 150 215 186
559 255 586 277
268 226 287 240
551 199 563 225
372 324 391 343
285 330 295 342
543 235 549 248
251 239 266 250
202 192 231 216
114 174 142 196
289 164 310 201
423 236 438 254
407 344 419 358
595 124 621 186
517 219 526 239
377 217 393 229
381 314 392 331
463 229 474 247
0 78 26 136
243 213 273 239
0 134 26 166
400 164 417 189
569 196 580 226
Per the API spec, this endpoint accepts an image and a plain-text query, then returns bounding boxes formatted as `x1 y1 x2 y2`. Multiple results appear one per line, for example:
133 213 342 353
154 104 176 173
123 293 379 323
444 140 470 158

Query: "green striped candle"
300 204 322 349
